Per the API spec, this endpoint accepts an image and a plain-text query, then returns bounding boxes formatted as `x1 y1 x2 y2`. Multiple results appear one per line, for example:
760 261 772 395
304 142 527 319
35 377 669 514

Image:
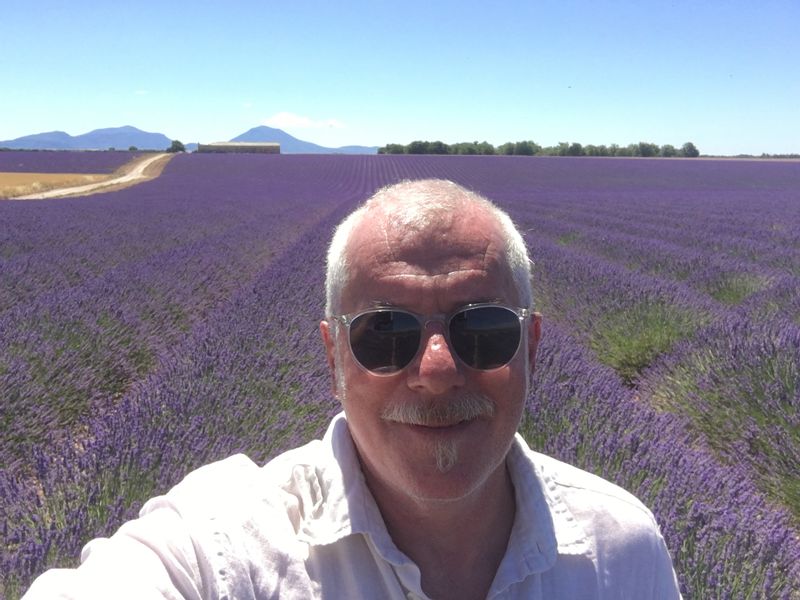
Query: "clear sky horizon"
3 0 798 155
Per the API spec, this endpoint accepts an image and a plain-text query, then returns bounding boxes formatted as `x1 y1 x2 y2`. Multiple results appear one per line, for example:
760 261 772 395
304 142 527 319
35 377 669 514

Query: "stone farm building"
197 142 280 154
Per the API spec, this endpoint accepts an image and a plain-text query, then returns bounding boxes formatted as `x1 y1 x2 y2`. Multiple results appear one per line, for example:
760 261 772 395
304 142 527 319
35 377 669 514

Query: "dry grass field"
0 153 174 199
0 172 112 198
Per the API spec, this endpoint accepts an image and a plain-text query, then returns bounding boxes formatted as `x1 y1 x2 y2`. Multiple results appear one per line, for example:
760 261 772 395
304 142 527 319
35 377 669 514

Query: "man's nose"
407 324 466 394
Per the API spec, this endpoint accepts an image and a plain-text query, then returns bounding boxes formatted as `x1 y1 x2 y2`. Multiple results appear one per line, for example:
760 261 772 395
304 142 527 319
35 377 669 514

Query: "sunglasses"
331 303 530 375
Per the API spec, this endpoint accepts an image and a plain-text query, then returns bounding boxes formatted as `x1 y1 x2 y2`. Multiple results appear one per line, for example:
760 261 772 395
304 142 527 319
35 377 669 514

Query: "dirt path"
15 153 174 200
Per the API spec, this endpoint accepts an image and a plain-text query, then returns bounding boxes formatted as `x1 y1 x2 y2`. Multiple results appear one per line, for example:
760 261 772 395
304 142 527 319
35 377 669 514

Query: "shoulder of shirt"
141 440 325 518
517 440 659 526
514 443 681 595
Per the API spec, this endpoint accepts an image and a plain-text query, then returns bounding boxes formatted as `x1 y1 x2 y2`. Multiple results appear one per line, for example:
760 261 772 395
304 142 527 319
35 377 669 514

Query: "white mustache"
381 393 495 426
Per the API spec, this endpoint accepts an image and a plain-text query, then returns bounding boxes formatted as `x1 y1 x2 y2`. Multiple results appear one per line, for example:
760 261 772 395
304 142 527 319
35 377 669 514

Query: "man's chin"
394 452 499 503
433 439 459 473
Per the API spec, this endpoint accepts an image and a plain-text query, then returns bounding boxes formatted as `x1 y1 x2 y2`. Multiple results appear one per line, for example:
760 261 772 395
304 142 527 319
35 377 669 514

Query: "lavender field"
0 151 144 174
1 154 799 598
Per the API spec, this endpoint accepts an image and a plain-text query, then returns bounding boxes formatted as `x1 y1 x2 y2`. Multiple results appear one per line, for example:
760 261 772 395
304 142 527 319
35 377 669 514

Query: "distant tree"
498 142 515 155
407 140 430 154
514 141 538 156
428 140 450 155
376 138 699 158
566 142 584 156
660 144 678 157
378 143 405 154
167 140 185 153
680 142 700 158
451 142 475 155
616 145 634 157
637 142 659 157
476 141 495 155
584 144 609 156
553 142 570 156
128 146 139 152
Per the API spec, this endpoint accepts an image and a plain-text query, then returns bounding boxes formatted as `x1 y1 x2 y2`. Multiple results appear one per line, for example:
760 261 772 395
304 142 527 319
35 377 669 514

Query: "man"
25 179 681 599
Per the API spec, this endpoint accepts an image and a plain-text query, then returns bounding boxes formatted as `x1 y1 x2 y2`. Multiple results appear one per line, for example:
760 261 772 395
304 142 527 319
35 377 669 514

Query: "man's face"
321 204 540 503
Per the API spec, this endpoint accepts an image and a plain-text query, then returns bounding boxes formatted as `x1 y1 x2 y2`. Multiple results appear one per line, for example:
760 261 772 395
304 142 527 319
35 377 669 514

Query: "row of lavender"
0 151 143 174
500 189 800 519
492 160 800 597
2 155 799 597
1 155 370 597
0 154 374 464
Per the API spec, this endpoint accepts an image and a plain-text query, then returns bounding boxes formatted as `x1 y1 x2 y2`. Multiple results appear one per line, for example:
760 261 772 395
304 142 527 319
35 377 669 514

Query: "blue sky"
2 0 798 155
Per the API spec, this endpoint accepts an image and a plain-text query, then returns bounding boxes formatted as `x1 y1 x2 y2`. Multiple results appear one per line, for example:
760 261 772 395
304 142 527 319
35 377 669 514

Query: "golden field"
0 172 112 199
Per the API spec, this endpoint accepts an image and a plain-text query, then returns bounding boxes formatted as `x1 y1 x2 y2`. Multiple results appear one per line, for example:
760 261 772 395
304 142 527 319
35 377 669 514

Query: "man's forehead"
344 262 511 314
341 204 516 308
350 201 503 258
349 225 496 271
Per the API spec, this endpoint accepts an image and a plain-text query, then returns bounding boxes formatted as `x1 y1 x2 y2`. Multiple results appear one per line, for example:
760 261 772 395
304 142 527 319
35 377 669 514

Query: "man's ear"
319 320 339 397
528 312 542 373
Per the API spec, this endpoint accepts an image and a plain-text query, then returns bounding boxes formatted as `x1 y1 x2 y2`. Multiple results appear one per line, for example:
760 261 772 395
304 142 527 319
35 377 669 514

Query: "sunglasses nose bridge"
420 314 447 330
407 317 466 393
418 318 467 372
418 315 452 347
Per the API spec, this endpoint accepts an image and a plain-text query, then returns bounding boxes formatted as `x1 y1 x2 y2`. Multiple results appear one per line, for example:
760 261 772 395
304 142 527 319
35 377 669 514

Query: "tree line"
378 140 700 158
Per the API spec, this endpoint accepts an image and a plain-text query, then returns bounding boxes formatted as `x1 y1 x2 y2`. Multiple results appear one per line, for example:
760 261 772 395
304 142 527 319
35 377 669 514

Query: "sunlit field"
1 153 799 598
0 151 165 199
0 172 112 199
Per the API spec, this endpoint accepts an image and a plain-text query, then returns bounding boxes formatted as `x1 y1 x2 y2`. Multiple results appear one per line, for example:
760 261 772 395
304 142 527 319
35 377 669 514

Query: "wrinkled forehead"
343 203 515 302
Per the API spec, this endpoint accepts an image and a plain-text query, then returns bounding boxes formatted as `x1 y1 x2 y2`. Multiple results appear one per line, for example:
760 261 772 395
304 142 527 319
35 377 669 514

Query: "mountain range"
0 125 378 154
231 126 376 154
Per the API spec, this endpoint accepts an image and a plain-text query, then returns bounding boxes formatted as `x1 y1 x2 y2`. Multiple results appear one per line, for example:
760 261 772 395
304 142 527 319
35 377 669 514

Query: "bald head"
325 179 532 316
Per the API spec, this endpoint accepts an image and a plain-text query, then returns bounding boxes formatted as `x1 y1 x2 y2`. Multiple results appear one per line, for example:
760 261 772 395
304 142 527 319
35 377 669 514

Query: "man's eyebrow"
367 299 397 308
365 298 506 310
449 297 506 307
468 297 505 304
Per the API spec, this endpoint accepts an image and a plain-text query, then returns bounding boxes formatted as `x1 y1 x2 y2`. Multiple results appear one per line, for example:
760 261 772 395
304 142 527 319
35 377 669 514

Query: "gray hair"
324 179 532 316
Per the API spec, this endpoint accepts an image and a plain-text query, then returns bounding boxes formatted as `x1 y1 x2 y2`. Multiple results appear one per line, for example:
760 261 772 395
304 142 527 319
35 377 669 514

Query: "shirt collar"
294 413 590 574
490 433 591 592
293 413 409 564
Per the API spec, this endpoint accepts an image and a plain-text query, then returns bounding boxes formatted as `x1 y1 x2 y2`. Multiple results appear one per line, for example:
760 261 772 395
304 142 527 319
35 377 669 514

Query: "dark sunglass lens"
449 306 521 369
349 311 421 373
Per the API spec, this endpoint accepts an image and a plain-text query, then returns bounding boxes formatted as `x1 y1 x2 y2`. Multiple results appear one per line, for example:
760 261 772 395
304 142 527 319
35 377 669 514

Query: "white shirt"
24 413 682 599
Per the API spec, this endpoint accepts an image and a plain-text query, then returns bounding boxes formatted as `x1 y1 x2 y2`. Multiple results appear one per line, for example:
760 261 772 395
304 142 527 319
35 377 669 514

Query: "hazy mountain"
0 130 76 150
230 126 378 154
0 126 173 151
0 125 378 154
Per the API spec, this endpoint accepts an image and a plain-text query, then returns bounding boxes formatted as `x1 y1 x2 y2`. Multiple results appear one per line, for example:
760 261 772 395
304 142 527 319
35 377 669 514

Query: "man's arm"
22 503 209 600
22 454 272 600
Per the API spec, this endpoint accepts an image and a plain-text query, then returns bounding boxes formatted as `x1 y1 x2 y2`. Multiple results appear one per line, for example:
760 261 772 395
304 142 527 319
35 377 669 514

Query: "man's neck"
364 461 516 600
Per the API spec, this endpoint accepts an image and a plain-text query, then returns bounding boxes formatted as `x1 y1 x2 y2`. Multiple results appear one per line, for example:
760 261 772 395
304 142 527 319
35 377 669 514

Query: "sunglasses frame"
330 302 531 376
